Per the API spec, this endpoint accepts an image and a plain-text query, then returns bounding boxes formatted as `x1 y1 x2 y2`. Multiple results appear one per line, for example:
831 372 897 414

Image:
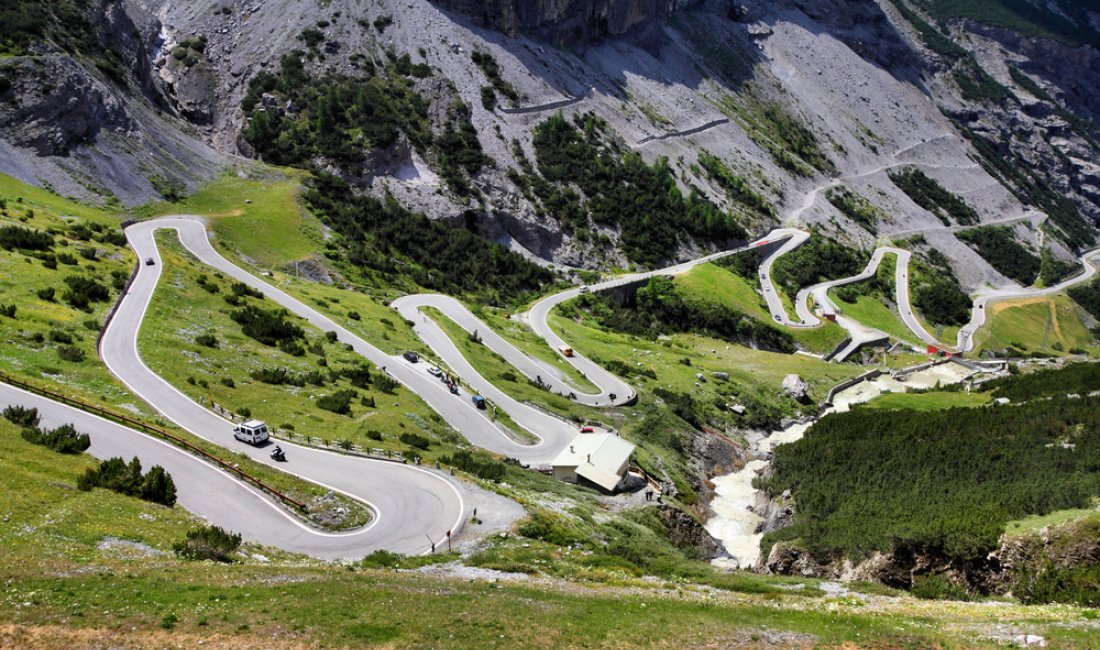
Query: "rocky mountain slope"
1 0 1098 292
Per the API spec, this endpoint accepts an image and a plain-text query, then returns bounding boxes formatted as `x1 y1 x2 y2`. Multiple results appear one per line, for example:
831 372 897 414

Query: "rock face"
0 56 133 156
431 0 701 42
656 504 725 559
781 374 810 403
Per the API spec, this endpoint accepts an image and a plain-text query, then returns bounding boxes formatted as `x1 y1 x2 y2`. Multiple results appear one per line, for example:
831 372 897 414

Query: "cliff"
430 0 701 42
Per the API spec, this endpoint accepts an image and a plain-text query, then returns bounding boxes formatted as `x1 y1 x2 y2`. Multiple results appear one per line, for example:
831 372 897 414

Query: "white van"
233 419 270 445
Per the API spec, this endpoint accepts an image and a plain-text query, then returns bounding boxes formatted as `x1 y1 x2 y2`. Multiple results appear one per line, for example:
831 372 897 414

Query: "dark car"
145 257 155 266
403 351 419 363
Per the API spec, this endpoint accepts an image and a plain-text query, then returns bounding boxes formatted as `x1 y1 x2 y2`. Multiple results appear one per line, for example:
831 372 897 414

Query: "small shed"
551 433 635 493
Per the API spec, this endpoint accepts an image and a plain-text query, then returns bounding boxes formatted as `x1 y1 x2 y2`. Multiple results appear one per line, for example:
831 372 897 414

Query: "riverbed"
706 361 975 569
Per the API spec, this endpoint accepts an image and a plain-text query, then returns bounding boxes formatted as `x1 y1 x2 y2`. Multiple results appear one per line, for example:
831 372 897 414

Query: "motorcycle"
271 446 286 462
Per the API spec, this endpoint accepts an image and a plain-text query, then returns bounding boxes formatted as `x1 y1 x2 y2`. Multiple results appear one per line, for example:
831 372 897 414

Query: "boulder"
782 374 810 403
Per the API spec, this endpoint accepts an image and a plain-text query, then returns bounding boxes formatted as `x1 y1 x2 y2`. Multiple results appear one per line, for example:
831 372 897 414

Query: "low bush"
173 525 242 562
231 282 264 299
21 422 91 454
442 449 505 481
230 306 304 346
398 432 431 450
910 573 972 601
374 374 399 394
57 345 85 362
195 332 218 348
0 224 53 250
2 405 40 427
78 456 177 507
49 329 73 344
62 275 110 310
316 389 356 415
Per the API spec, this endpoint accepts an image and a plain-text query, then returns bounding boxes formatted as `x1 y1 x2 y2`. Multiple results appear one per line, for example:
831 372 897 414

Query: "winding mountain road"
92 218 471 558
9 151 1098 559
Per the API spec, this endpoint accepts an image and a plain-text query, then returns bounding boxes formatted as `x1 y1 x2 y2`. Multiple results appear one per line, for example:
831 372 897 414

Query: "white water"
706 421 812 569
706 363 974 569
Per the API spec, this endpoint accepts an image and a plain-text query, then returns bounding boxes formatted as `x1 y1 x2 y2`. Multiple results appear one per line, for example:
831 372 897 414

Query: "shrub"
442 449 506 481
278 338 305 356
911 573 971 601
361 549 403 568
0 303 15 318
480 85 496 110
398 432 430 450
366 429 383 441
195 332 218 348
62 275 110 309
374 374 399 394
347 310 361 320
339 364 372 388
36 287 55 301
231 281 263 299
78 456 176 506
316 389 356 415
518 508 585 546
0 224 53 250
57 345 85 362
220 376 235 388
173 525 242 562
236 406 251 418
2 405 40 427
229 306 304 346
195 274 220 294
372 15 393 33
21 422 91 453
49 329 73 344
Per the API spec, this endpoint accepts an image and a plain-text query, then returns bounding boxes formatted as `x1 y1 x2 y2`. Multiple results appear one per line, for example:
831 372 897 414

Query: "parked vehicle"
233 419 270 445
428 366 442 377
579 426 594 433
472 394 487 409
403 351 419 363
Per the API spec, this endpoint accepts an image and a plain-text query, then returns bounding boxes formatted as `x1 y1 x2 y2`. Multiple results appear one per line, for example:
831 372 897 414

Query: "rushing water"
705 363 975 569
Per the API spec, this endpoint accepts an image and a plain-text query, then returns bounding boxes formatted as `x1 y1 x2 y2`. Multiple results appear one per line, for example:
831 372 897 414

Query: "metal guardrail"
0 372 307 511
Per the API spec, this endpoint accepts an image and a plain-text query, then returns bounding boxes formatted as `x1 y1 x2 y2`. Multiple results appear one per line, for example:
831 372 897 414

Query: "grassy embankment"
3 415 1098 649
975 294 1098 356
823 251 918 344
860 390 991 411
676 263 848 354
